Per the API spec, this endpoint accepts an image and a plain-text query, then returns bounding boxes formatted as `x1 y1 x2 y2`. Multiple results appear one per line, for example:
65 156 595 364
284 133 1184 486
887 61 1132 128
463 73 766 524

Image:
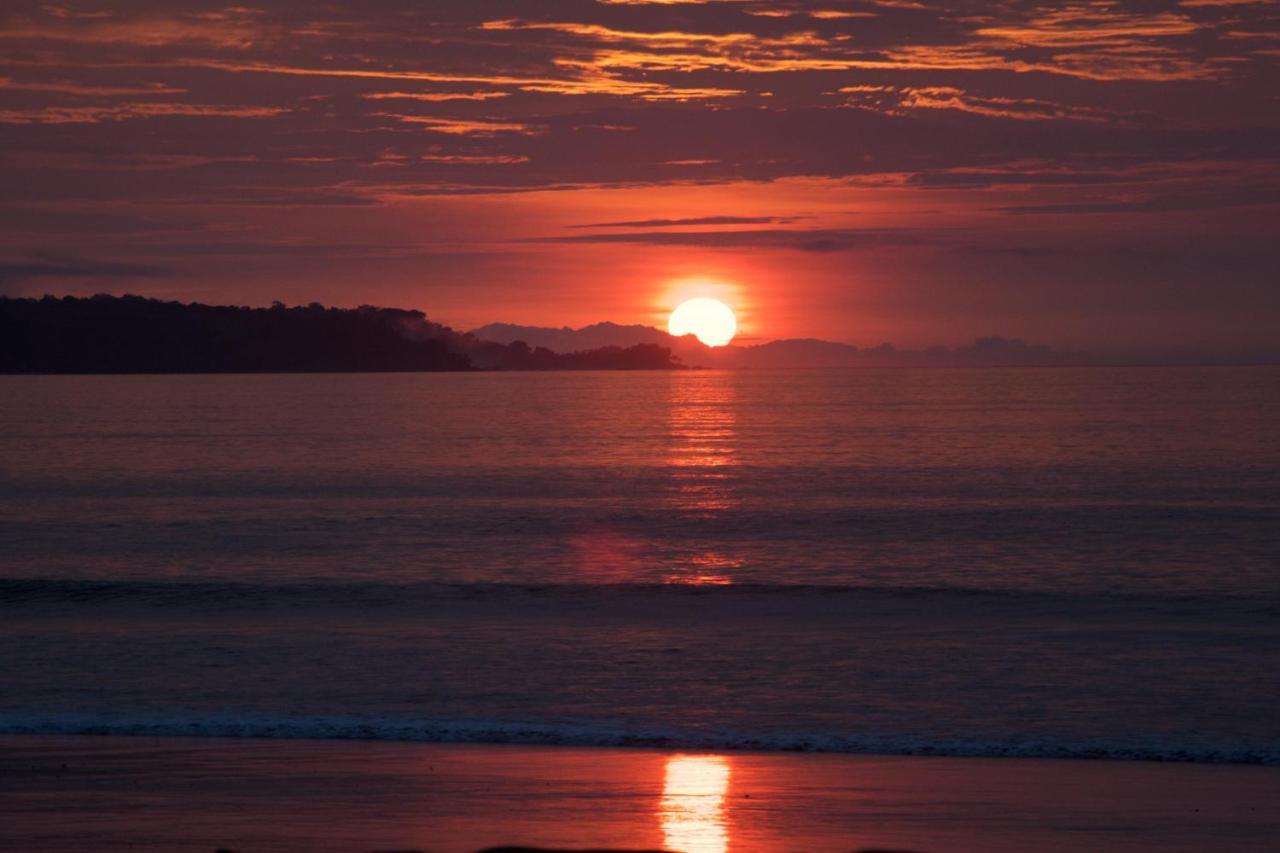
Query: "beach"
3 735 1277 852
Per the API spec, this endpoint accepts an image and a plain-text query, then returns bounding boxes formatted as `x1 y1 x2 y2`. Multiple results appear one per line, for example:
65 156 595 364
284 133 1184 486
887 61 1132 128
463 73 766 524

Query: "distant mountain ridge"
469 322 1093 368
469 321 679 354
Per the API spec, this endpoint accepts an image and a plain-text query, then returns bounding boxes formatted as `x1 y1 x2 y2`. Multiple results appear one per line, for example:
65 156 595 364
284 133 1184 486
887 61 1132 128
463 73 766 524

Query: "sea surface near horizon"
2 367 1278 764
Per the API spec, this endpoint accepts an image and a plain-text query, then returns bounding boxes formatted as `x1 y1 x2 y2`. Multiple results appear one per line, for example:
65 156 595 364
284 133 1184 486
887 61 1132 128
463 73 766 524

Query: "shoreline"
3 734 1277 852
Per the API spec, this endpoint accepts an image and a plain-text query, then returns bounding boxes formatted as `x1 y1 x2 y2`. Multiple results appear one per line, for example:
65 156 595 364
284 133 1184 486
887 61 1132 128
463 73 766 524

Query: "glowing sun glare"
669 298 737 347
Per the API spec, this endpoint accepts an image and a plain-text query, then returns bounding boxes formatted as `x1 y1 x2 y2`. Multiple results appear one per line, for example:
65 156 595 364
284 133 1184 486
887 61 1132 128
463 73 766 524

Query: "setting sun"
669 298 737 347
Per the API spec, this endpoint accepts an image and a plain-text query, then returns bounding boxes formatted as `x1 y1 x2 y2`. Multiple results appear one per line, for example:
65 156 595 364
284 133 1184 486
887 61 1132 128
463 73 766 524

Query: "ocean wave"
1 576 1267 603
5 576 1277 624
2 712 1274 766
5 576 1276 628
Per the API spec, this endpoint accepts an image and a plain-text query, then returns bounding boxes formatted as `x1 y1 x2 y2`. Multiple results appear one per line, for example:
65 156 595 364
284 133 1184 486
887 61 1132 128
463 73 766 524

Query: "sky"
2 0 1278 360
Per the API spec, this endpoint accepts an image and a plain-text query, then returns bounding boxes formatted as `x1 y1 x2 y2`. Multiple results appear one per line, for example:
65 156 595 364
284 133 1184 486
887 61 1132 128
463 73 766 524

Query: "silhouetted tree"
0 295 683 373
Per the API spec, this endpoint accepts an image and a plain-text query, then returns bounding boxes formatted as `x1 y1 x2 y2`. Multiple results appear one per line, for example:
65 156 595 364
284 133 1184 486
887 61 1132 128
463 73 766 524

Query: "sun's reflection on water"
667 374 738 515
660 755 732 853
666 373 743 584
662 551 739 586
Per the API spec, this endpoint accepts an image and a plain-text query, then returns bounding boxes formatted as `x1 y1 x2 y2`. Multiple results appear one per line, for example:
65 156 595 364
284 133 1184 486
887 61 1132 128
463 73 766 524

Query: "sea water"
2 368 1277 762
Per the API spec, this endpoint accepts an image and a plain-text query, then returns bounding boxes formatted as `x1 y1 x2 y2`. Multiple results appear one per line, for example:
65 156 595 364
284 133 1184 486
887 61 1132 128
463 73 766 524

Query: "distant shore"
3 735 1277 852
0 295 683 373
8 295 1275 372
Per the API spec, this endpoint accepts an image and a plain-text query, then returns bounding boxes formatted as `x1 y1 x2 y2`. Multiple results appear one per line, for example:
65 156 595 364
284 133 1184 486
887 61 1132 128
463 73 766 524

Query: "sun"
669 297 737 347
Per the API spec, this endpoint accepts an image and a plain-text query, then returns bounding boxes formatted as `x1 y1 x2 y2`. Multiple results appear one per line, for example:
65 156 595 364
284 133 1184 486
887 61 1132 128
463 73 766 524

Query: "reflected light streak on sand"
660 755 731 853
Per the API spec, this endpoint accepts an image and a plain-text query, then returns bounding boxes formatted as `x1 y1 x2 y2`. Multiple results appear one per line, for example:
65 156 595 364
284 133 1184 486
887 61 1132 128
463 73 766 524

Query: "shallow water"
2 368 1278 761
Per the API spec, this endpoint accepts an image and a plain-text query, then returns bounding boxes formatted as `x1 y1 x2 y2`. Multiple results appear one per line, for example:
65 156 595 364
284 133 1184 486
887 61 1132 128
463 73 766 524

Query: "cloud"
0 77 186 96
569 215 806 228
896 87 1119 123
0 207 205 234
841 85 1124 123
0 252 172 289
998 186 1280 215
841 43 1220 82
419 154 530 165
907 168 1136 189
363 91 512 102
160 58 744 101
481 19 771 48
372 114 541 136
0 103 286 124
0 14 262 49
974 8 1202 48
526 227 923 252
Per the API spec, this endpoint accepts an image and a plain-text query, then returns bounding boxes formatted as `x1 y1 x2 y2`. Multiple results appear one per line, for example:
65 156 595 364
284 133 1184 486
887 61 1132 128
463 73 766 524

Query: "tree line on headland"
0 295 681 373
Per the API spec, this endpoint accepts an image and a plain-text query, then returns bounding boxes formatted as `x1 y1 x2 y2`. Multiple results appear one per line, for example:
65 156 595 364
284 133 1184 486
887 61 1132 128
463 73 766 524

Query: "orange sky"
2 0 1278 360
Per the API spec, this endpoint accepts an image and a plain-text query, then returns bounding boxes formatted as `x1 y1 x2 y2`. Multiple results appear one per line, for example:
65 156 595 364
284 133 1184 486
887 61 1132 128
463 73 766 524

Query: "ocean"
2 367 1277 764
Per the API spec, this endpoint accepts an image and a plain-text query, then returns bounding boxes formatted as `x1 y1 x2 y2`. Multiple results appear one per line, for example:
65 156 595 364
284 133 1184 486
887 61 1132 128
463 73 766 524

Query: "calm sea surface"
2 368 1278 762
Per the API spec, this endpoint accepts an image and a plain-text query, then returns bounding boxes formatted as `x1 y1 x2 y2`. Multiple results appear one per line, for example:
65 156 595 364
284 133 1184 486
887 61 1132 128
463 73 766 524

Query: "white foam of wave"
2 713 1274 766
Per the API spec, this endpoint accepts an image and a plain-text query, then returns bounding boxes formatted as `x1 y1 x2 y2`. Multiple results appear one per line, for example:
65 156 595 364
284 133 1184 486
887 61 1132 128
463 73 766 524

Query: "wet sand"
1 735 1276 852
